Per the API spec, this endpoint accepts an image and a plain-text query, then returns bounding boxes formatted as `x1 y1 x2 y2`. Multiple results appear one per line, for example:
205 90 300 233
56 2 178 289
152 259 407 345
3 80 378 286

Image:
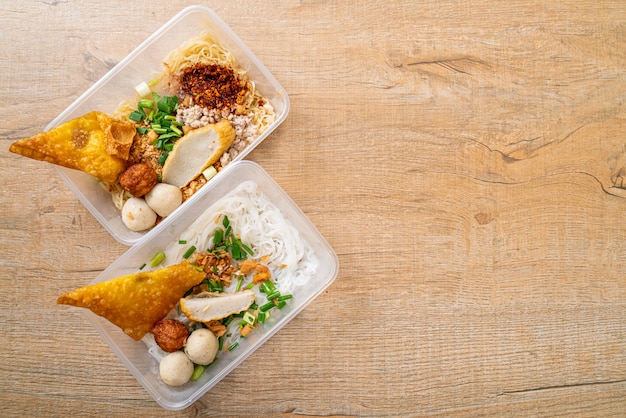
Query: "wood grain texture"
1 0 625 416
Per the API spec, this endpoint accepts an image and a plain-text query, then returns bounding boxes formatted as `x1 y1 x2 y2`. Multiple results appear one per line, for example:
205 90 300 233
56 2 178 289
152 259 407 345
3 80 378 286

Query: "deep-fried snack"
119 163 158 197
9 111 135 183
57 261 205 341
152 319 189 352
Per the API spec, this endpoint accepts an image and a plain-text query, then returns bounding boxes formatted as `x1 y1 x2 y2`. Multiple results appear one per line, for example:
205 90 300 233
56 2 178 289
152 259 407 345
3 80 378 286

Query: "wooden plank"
1 0 625 416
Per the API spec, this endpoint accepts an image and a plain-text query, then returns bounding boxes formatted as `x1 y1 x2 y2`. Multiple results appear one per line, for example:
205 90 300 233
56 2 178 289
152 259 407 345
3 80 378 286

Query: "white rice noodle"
143 181 318 359
163 180 317 294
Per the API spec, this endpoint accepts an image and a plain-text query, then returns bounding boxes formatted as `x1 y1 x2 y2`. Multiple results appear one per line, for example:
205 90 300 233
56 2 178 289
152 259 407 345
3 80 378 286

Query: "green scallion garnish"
242 311 255 326
129 111 143 122
213 229 224 246
259 301 275 312
266 291 281 301
150 251 166 267
264 280 277 293
190 364 205 381
183 245 196 259
138 99 154 109
235 275 244 292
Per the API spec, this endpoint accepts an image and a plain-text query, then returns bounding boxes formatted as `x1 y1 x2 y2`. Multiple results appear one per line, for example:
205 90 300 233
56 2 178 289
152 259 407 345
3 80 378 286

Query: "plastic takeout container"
80 161 339 410
47 5 290 245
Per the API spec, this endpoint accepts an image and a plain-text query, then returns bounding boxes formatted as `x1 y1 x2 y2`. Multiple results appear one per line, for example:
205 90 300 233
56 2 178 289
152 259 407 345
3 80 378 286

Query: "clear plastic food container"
79 161 339 410
47 5 290 245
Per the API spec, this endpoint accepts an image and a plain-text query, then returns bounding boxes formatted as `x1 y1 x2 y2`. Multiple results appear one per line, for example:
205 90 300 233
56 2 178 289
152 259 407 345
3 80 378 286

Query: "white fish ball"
121 197 157 231
184 328 219 366
159 351 194 386
144 183 183 217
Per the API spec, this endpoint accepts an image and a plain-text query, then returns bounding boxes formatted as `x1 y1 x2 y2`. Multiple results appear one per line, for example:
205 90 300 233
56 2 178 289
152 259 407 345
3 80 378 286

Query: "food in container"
10 5 289 245
59 161 338 410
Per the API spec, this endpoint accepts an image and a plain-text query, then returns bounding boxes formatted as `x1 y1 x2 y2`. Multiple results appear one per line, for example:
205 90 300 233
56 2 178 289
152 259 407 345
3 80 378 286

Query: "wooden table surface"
2 1 625 416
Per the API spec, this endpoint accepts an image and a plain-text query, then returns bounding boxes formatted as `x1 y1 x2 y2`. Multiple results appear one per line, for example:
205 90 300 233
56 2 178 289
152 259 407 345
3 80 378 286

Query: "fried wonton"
57 261 205 341
9 111 135 183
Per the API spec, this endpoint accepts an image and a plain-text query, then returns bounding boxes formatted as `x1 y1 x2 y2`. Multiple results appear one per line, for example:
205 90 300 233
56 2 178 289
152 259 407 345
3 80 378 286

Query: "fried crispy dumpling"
9 111 135 183
57 261 205 341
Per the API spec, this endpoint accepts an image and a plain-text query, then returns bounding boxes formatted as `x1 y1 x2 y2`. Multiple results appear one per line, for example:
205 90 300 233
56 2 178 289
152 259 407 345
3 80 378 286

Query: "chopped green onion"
231 242 242 259
213 229 224 246
150 251 166 267
183 245 196 259
250 302 258 310
277 294 293 301
257 312 267 324
158 132 179 140
170 126 183 136
235 275 244 292
218 336 224 351
157 152 168 166
243 312 255 326
241 242 254 256
276 300 287 309
222 216 230 228
259 301 275 312
152 127 167 134
208 279 223 292
134 81 151 98
129 111 143 122
138 263 146 270
223 316 234 327
138 99 154 109
266 291 281 301
190 364 205 381
136 126 148 135
264 280 277 293
259 281 268 294
158 100 174 113
243 282 255 290
178 240 187 244
228 342 239 351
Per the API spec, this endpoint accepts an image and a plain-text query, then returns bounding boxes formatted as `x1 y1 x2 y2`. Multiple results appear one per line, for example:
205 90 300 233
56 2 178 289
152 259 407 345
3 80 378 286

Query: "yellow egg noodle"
161 32 276 135
103 33 277 211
